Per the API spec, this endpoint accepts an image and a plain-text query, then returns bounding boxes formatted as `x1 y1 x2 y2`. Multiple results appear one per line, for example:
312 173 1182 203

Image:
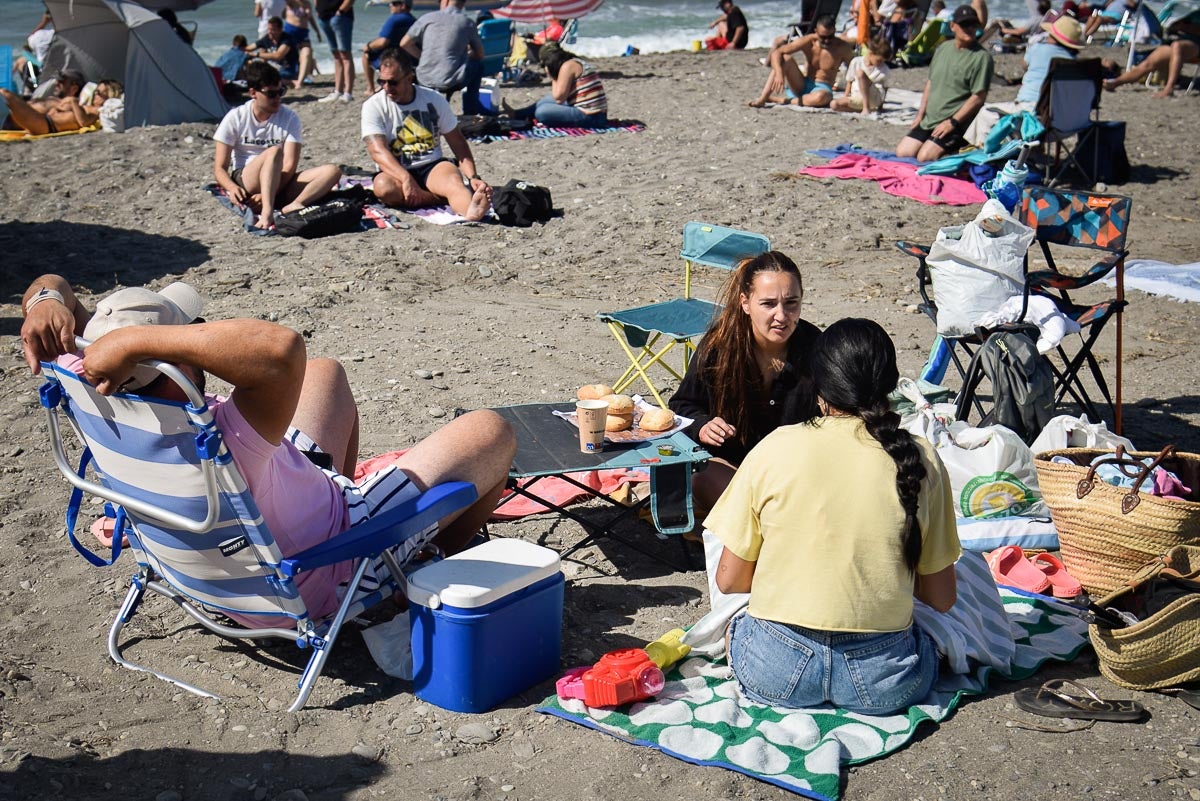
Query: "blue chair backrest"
561 18 579 45
479 18 513 76
43 363 310 625
680 221 771 270
0 46 13 93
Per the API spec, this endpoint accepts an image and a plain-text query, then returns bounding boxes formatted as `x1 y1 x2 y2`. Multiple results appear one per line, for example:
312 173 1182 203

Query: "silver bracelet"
25 287 66 315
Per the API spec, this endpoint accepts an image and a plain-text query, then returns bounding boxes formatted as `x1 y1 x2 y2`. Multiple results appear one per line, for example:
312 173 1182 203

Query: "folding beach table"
490 403 710 569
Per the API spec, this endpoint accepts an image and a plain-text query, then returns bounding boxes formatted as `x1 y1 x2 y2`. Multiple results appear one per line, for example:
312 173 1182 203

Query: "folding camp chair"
795 0 846 34
597 222 770 408
1035 57 1104 187
478 18 513 76
1016 187 1131 432
39 344 476 711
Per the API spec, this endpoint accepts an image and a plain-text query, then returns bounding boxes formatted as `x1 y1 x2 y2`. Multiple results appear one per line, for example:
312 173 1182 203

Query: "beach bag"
1089 545 1200 690
1035 445 1200 596
493 179 554 227
925 200 1035 337
458 115 531 138
99 97 125 133
274 199 363 239
1029 414 1134 456
956 325 1055 444
1073 121 1130 185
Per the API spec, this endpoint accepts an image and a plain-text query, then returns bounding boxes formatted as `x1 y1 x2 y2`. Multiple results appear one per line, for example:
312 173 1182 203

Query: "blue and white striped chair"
39 340 476 711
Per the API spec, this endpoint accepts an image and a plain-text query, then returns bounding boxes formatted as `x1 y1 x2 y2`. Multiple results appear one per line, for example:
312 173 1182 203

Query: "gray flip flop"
1014 679 1145 722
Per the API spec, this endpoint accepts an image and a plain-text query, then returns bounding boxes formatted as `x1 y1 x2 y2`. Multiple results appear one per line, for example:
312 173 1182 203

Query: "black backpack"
957 324 1056 444
458 115 532 139
274 198 363 239
493 179 554 227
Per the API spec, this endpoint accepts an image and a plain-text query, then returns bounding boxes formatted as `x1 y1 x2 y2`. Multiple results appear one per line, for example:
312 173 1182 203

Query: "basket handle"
1075 444 1177 514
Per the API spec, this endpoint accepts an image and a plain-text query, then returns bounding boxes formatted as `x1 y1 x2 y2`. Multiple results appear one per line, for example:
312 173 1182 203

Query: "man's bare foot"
1152 87 1175 98
464 184 492 221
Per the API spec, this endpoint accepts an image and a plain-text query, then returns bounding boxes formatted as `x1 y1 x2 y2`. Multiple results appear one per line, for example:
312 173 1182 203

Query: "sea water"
1 0 1034 72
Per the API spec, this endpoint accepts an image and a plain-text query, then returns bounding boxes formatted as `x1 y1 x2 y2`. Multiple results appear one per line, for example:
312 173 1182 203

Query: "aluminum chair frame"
40 340 476 711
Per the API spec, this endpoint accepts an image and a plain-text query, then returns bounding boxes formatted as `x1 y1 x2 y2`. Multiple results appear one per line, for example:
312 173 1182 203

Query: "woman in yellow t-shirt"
708 317 961 714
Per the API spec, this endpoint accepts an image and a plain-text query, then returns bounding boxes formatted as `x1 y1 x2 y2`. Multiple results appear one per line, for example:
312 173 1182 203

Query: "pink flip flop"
1030 552 1083 599
986 545 1052 594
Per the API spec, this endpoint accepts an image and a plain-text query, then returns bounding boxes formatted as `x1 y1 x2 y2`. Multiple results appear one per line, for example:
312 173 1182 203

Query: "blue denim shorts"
318 14 353 53
728 611 938 715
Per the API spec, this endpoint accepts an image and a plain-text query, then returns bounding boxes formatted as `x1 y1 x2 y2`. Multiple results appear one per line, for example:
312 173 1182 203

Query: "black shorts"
406 158 450 190
906 123 966 154
230 167 245 187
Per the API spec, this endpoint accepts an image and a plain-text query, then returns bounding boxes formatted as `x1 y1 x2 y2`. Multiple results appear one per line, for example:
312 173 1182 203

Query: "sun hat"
1041 14 1086 49
951 4 981 27
82 282 205 391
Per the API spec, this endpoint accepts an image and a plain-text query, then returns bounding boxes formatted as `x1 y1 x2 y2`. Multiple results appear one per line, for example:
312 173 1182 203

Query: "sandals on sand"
986 545 1052 594
1030 553 1083 599
1014 679 1145 722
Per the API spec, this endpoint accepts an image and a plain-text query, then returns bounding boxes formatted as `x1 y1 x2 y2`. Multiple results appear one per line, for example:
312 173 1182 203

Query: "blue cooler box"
407 539 564 713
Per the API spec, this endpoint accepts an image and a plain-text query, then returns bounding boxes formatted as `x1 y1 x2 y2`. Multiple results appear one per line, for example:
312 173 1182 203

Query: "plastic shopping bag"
938 421 1046 519
925 200 1035 337
1029 414 1135 456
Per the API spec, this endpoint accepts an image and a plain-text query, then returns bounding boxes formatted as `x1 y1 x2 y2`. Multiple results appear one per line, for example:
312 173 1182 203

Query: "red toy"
556 648 666 707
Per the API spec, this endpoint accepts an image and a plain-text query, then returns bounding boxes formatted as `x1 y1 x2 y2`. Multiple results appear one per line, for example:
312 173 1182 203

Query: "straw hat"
1041 15 1085 49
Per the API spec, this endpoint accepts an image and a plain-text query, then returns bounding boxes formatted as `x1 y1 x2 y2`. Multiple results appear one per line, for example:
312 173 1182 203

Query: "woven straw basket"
1088 545 1200 690
1034 446 1200 596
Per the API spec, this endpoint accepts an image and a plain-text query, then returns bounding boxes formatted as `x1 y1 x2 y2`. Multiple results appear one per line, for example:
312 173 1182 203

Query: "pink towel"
798 153 985 206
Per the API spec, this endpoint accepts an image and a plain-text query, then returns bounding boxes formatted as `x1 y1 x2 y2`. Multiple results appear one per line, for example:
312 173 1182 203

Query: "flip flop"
1030 553 1083 599
1164 687 1200 710
986 545 1052 594
1014 679 1145 722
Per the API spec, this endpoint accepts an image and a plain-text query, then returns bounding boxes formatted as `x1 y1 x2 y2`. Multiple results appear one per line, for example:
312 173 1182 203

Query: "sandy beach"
2 46 1199 801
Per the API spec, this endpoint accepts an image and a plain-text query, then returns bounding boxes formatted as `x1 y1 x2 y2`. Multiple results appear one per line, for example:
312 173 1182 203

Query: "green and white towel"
539 555 1089 801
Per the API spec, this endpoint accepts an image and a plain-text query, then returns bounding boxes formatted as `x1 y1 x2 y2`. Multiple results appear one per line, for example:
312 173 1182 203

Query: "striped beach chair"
39 343 476 711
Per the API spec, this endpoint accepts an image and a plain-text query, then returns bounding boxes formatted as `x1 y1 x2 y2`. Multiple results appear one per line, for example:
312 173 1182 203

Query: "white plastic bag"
1029 414 1136 456
360 613 413 679
895 377 958 444
938 421 1046 519
99 97 125 133
925 200 1035 337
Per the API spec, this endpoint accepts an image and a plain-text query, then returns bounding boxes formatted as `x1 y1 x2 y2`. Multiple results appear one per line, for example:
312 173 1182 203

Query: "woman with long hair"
502 41 608 128
669 250 821 516
707 318 960 714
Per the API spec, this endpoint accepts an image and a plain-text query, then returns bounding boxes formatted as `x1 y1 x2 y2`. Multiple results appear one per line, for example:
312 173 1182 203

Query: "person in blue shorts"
749 15 853 108
316 0 355 103
362 0 416 95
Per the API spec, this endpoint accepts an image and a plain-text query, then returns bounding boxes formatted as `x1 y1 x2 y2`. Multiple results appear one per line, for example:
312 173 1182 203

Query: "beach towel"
204 183 399 236
798 154 986 206
539 552 1089 801
917 139 1026 176
775 88 925 127
468 120 646 144
807 143 921 166
336 174 490 225
1102 259 1200 303
0 122 101 142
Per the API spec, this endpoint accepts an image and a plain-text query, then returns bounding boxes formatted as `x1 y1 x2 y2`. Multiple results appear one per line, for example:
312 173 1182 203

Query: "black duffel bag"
274 198 364 239
492 179 554 227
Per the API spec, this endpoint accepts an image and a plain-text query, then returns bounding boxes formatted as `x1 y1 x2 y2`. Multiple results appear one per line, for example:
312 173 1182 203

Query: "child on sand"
830 37 893 114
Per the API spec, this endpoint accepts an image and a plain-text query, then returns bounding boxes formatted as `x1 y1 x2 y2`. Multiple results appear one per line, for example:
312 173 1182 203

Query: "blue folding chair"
478 18 513 76
597 222 770 407
39 342 476 711
0 46 13 93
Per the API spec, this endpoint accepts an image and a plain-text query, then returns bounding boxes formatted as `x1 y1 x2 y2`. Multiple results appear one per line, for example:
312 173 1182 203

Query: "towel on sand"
1103 259 1200 303
468 120 646 143
798 153 985 205
775 87 924 127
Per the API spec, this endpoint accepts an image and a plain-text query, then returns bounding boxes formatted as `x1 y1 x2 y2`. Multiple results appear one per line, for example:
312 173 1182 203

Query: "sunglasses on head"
257 87 286 98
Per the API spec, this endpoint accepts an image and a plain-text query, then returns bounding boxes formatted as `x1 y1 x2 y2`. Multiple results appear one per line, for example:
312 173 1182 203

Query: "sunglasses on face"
257 87 286 98
379 77 408 87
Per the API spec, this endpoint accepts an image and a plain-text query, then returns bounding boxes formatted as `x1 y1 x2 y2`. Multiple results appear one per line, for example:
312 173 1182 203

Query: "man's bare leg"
1105 43 1171 89
916 139 948 162
290 357 360 477
1153 39 1200 97
425 161 492 221
239 145 285 228
278 163 342 213
0 88 51 134
896 134 923 159
370 172 444 209
295 44 316 90
392 410 516 553
362 53 377 94
799 88 833 107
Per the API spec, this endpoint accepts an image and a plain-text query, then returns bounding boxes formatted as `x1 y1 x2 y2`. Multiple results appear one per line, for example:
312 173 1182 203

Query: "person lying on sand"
749 15 854 109
361 49 493 221
1104 22 1200 98
212 60 341 230
0 69 93 135
19 273 516 630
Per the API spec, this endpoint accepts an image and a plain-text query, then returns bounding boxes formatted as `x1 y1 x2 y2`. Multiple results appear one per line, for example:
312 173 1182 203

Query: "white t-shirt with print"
847 56 892 110
213 101 304 172
360 86 459 171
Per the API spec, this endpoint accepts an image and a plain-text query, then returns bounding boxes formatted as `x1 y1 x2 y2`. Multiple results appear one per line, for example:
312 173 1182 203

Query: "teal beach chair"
39 341 476 711
597 222 770 408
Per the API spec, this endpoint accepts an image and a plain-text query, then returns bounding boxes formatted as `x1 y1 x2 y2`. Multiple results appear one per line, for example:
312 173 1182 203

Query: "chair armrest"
279 481 478 578
894 241 931 259
1028 250 1125 291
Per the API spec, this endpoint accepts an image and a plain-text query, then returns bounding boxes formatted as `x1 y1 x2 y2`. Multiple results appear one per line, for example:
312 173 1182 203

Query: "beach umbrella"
493 0 605 24
128 0 216 10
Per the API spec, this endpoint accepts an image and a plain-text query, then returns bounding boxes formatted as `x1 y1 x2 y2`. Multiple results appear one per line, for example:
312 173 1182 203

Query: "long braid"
861 400 926 572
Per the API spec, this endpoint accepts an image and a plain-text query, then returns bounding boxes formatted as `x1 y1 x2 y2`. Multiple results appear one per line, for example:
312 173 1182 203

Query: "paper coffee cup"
576 399 608 453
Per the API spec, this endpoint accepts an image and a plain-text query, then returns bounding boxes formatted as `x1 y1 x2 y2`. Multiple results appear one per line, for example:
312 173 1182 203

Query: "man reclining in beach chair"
20 273 517 627
0 68 93 136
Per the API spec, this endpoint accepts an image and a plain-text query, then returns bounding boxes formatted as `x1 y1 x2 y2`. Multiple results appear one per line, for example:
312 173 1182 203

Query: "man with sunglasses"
0 68 93 136
749 15 853 108
213 60 341 230
361 49 492 221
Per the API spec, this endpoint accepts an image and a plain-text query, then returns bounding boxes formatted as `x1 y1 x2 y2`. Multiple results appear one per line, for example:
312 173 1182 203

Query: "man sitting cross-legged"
0 69 94 135
213 60 341 230
361 48 492 221
749 15 855 108
20 273 517 629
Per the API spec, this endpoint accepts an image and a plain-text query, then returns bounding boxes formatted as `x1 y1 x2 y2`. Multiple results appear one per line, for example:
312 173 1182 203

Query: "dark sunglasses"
379 78 407 87
257 87 286 98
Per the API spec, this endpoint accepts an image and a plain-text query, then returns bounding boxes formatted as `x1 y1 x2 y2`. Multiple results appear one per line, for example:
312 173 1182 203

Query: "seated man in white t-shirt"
212 60 340 230
360 49 492 221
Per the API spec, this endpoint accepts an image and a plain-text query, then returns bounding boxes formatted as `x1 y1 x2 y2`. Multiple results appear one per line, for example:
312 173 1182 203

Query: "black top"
668 319 821 465
727 7 749 48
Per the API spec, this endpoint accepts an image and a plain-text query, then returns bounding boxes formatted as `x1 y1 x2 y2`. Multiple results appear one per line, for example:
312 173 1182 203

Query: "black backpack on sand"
274 198 364 239
493 179 554 227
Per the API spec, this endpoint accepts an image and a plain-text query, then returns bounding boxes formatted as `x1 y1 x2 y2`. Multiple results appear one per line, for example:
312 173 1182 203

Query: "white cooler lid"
406 539 562 610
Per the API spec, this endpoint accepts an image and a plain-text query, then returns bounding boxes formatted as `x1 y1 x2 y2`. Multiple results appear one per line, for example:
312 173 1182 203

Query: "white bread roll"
639 407 676 432
600 393 634 415
605 413 634 432
577 384 615 401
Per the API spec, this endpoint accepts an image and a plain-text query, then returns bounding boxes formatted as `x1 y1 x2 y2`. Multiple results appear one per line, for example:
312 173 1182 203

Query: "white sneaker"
339 93 353 103
317 91 341 103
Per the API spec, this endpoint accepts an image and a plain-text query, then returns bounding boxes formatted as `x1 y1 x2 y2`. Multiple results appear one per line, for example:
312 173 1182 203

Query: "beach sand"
2 47 1199 801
